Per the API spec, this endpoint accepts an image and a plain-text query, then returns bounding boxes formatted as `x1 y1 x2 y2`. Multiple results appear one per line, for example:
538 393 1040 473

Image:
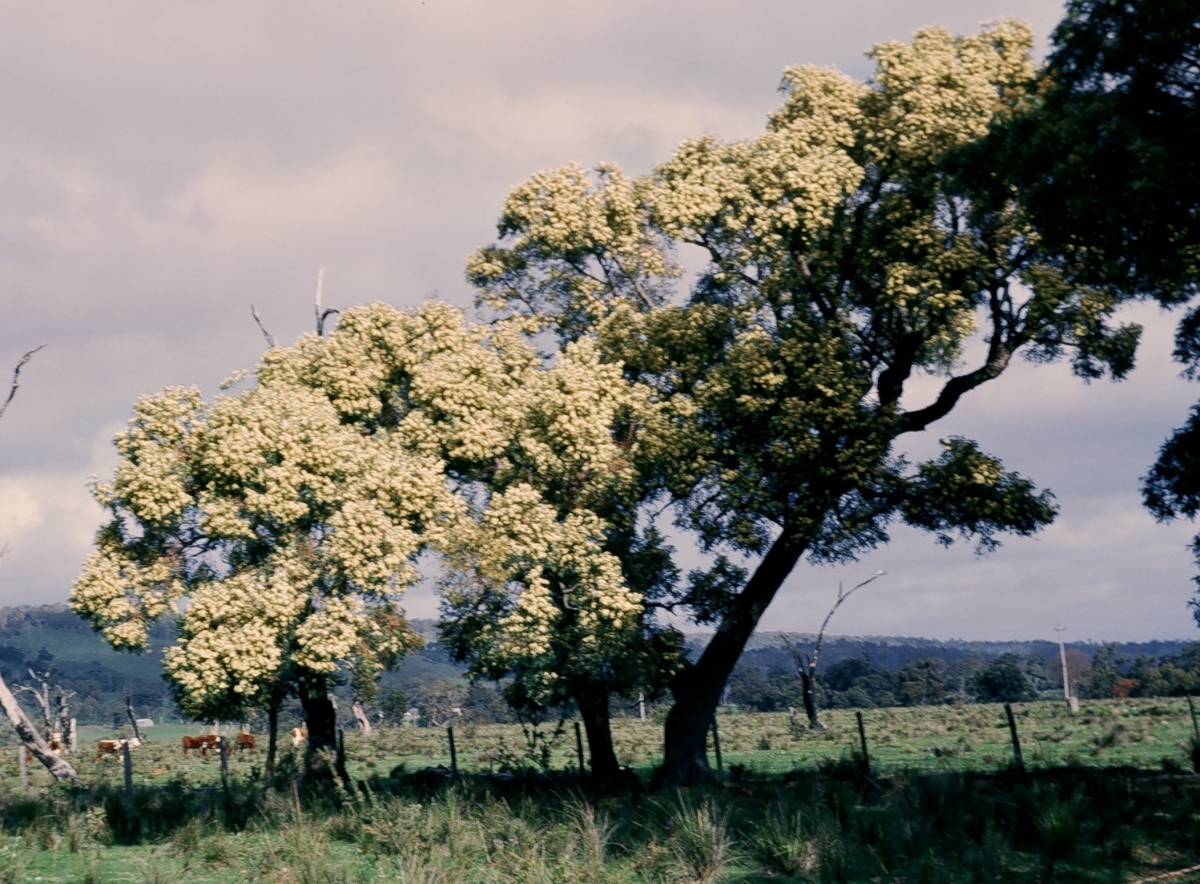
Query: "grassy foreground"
0 698 1197 882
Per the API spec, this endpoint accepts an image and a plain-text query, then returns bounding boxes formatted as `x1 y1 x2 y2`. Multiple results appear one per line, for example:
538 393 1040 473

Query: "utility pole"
1056 625 1079 712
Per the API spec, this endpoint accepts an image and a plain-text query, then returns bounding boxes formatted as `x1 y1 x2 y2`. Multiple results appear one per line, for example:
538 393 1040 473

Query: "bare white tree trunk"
0 671 79 783
351 700 373 735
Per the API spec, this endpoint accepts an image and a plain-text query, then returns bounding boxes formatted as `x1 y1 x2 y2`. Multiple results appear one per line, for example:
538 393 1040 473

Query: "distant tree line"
725 643 1200 711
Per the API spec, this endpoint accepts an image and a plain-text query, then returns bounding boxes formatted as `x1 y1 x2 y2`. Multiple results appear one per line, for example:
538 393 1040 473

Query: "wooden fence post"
68 718 77 755
218 736 228 790
123 740 134 793
18 746 26 793
574 721 586 777
856 711 870 777
447 726 458 776
1187 695 1199 742
1004 703 1024 772
711 717 723 773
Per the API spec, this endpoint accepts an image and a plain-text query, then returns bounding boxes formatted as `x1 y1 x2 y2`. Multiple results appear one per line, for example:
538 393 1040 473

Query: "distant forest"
0 605 1195 730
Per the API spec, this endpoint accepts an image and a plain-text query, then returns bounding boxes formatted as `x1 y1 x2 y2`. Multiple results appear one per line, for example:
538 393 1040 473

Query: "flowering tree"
262 302 680 779
71 335 456 779
73 301 673 780
469 22 1140 784
434 337 681 779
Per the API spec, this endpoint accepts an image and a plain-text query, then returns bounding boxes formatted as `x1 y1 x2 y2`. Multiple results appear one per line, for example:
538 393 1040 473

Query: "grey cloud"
8 0 1195 643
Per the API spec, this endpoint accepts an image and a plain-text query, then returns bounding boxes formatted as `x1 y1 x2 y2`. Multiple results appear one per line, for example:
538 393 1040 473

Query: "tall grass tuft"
662 792 735 883
566 799 616 867
1031 788 1081 882
751 805 818 880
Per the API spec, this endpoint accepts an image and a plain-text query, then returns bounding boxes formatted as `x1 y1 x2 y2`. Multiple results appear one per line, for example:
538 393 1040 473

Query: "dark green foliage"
822 658 898 709
377 687 409 725
980 0 1200 303
896 439 1059 554
1143 404 1200 607
726 665 801 712
971 655 1035 703
896 658 949 706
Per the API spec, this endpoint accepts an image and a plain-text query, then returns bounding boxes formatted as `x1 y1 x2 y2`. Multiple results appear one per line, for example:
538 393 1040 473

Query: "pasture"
0 698 1197 882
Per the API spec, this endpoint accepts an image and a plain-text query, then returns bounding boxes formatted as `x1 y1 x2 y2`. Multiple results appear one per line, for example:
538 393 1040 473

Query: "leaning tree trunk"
0 672 79 784
351 699 372 735
654 532 808 787
575 685 621 783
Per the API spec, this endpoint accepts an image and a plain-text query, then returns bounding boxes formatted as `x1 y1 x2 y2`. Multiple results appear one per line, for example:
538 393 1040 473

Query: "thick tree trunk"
575 687 620 782
654 532 808 787
299 683 337 781
0 672 79 784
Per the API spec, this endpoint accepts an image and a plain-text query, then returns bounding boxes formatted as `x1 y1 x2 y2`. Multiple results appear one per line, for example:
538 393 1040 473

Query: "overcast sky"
0 1 1196 644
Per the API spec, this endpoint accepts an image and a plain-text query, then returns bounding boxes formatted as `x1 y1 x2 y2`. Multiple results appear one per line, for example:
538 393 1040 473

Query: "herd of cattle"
92 727 310 761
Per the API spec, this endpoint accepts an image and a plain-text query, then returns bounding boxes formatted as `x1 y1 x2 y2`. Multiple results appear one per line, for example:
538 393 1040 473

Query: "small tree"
971 655 1035 703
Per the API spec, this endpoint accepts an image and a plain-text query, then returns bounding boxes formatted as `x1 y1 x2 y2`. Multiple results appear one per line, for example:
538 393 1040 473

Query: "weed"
566 799 616 867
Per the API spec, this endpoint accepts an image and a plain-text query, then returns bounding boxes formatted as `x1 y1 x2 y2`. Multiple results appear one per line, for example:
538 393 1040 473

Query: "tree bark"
351 700 372 735
0 671 79 784
126 695 143 742
799 667 823 730
265 695 280 779
300 684 335 750
298 683 350 789
654 531 808 787
575 687 621 783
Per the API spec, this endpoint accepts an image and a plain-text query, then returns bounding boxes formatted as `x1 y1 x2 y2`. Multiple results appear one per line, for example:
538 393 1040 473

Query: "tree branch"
313 266 340 335
0 345 44 424
250 305 277 348
898 289 1015 433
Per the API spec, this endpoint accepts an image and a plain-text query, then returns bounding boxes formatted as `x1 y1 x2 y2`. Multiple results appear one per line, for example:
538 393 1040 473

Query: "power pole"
1056 625 1079 712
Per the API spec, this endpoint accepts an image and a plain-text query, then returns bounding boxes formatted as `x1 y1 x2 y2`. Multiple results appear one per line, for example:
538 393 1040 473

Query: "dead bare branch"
314 266 339 335
250 305 277 348
0 345 45 424
782 570 886 730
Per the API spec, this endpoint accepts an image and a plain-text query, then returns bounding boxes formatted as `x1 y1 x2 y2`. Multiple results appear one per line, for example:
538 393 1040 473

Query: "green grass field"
0 698 1198 882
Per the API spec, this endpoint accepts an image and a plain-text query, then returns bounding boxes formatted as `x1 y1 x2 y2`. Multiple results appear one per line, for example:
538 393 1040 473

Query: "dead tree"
313 267 339 336
0 346 79 782
17 668 74 745
351 698 373 735
781 571 886 730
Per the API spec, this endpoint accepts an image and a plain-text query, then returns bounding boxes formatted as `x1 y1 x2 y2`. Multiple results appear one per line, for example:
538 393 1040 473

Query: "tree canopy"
470 21 1136 784
71 301 671 779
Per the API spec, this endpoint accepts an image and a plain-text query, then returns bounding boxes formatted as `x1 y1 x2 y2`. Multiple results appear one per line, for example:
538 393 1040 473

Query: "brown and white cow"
95 737 140 761
181 734 221 756
235 733 257 752
290 727 308 748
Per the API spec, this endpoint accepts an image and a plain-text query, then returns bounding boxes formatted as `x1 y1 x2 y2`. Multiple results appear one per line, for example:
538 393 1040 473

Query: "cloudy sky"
0 0 1196 643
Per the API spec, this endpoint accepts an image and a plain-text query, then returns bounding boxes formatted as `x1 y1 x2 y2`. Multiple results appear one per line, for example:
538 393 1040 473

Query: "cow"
96 737 140 761
235 733 257 752
290 727 308 748
181 734 221 757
